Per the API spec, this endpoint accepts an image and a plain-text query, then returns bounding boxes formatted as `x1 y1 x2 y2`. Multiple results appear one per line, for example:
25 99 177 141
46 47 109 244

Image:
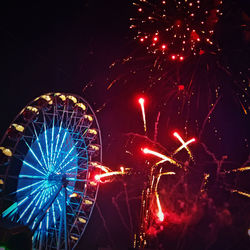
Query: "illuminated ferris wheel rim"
0 92 102 147
0 92 102 249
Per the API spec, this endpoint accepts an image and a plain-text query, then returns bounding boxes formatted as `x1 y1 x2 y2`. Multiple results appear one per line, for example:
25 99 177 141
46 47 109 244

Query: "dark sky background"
0 1 249 249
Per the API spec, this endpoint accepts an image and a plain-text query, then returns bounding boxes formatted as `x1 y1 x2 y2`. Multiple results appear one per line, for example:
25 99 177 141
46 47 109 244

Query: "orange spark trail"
200 173 210 193
173 132 195 159
91 162 111 173
224 166 250 173
142 148 179 166
155 171 176 192
139 98 147 132
154 171 175 223
239 100 248 115
95 167 125 182
142 148 177 164
231 189 250 198
107 79 117 90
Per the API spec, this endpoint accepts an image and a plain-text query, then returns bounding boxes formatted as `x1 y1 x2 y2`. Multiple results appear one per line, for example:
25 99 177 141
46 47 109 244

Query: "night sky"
0 1 249 249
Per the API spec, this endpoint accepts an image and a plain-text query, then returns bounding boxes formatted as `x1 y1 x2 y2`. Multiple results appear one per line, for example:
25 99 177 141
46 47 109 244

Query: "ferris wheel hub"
47 172 61 182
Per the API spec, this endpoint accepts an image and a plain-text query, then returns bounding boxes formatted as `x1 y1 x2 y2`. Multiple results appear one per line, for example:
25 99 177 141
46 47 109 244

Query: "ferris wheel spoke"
51 201 57 227
50 114 55 168
32 230 39 247
65 169 87 182
52 108 66 164
10 181 45 203
43 114 51 168
35 190 48 224
19 174 47 180
17 191 41 222
3 188 43 214
74 118 87 133
22 160 46 176
66 166 78 173
26 190 45 224
3 183 46 219
2 202 18 218
39 220 43 230
48 186 57 229
32 182 59 196
32 122 49 170
55 142 78 173
46 207 50 231
53 131 68 166
56 197 62 212
31 184 63 232
14 181 57 203
23 139 47 173
67 199 80 217
56 152 80 173
67 177 86 183
53 126 63 164
65 109 76 129
16 179 44 193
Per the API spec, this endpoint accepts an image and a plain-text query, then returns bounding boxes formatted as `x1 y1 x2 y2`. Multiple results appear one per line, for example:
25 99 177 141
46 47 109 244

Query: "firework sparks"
130 0 222 58
173 131 196 159
200 173 210 193
230 189 250 198
224 166 250 174
142 147 179 167
154 111 161 142
91 162 111 173
155 171 176 193
95 166 127 182
155 192 164 222
107 79 118 90
138 97 147 133
154 171 176 223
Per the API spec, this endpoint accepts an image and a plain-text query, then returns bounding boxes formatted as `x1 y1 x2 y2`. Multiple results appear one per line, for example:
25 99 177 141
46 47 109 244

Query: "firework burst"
130 0 223 59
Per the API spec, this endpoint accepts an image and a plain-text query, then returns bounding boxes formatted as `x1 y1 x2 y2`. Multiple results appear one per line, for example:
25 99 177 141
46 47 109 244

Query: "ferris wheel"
0 93 102 249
